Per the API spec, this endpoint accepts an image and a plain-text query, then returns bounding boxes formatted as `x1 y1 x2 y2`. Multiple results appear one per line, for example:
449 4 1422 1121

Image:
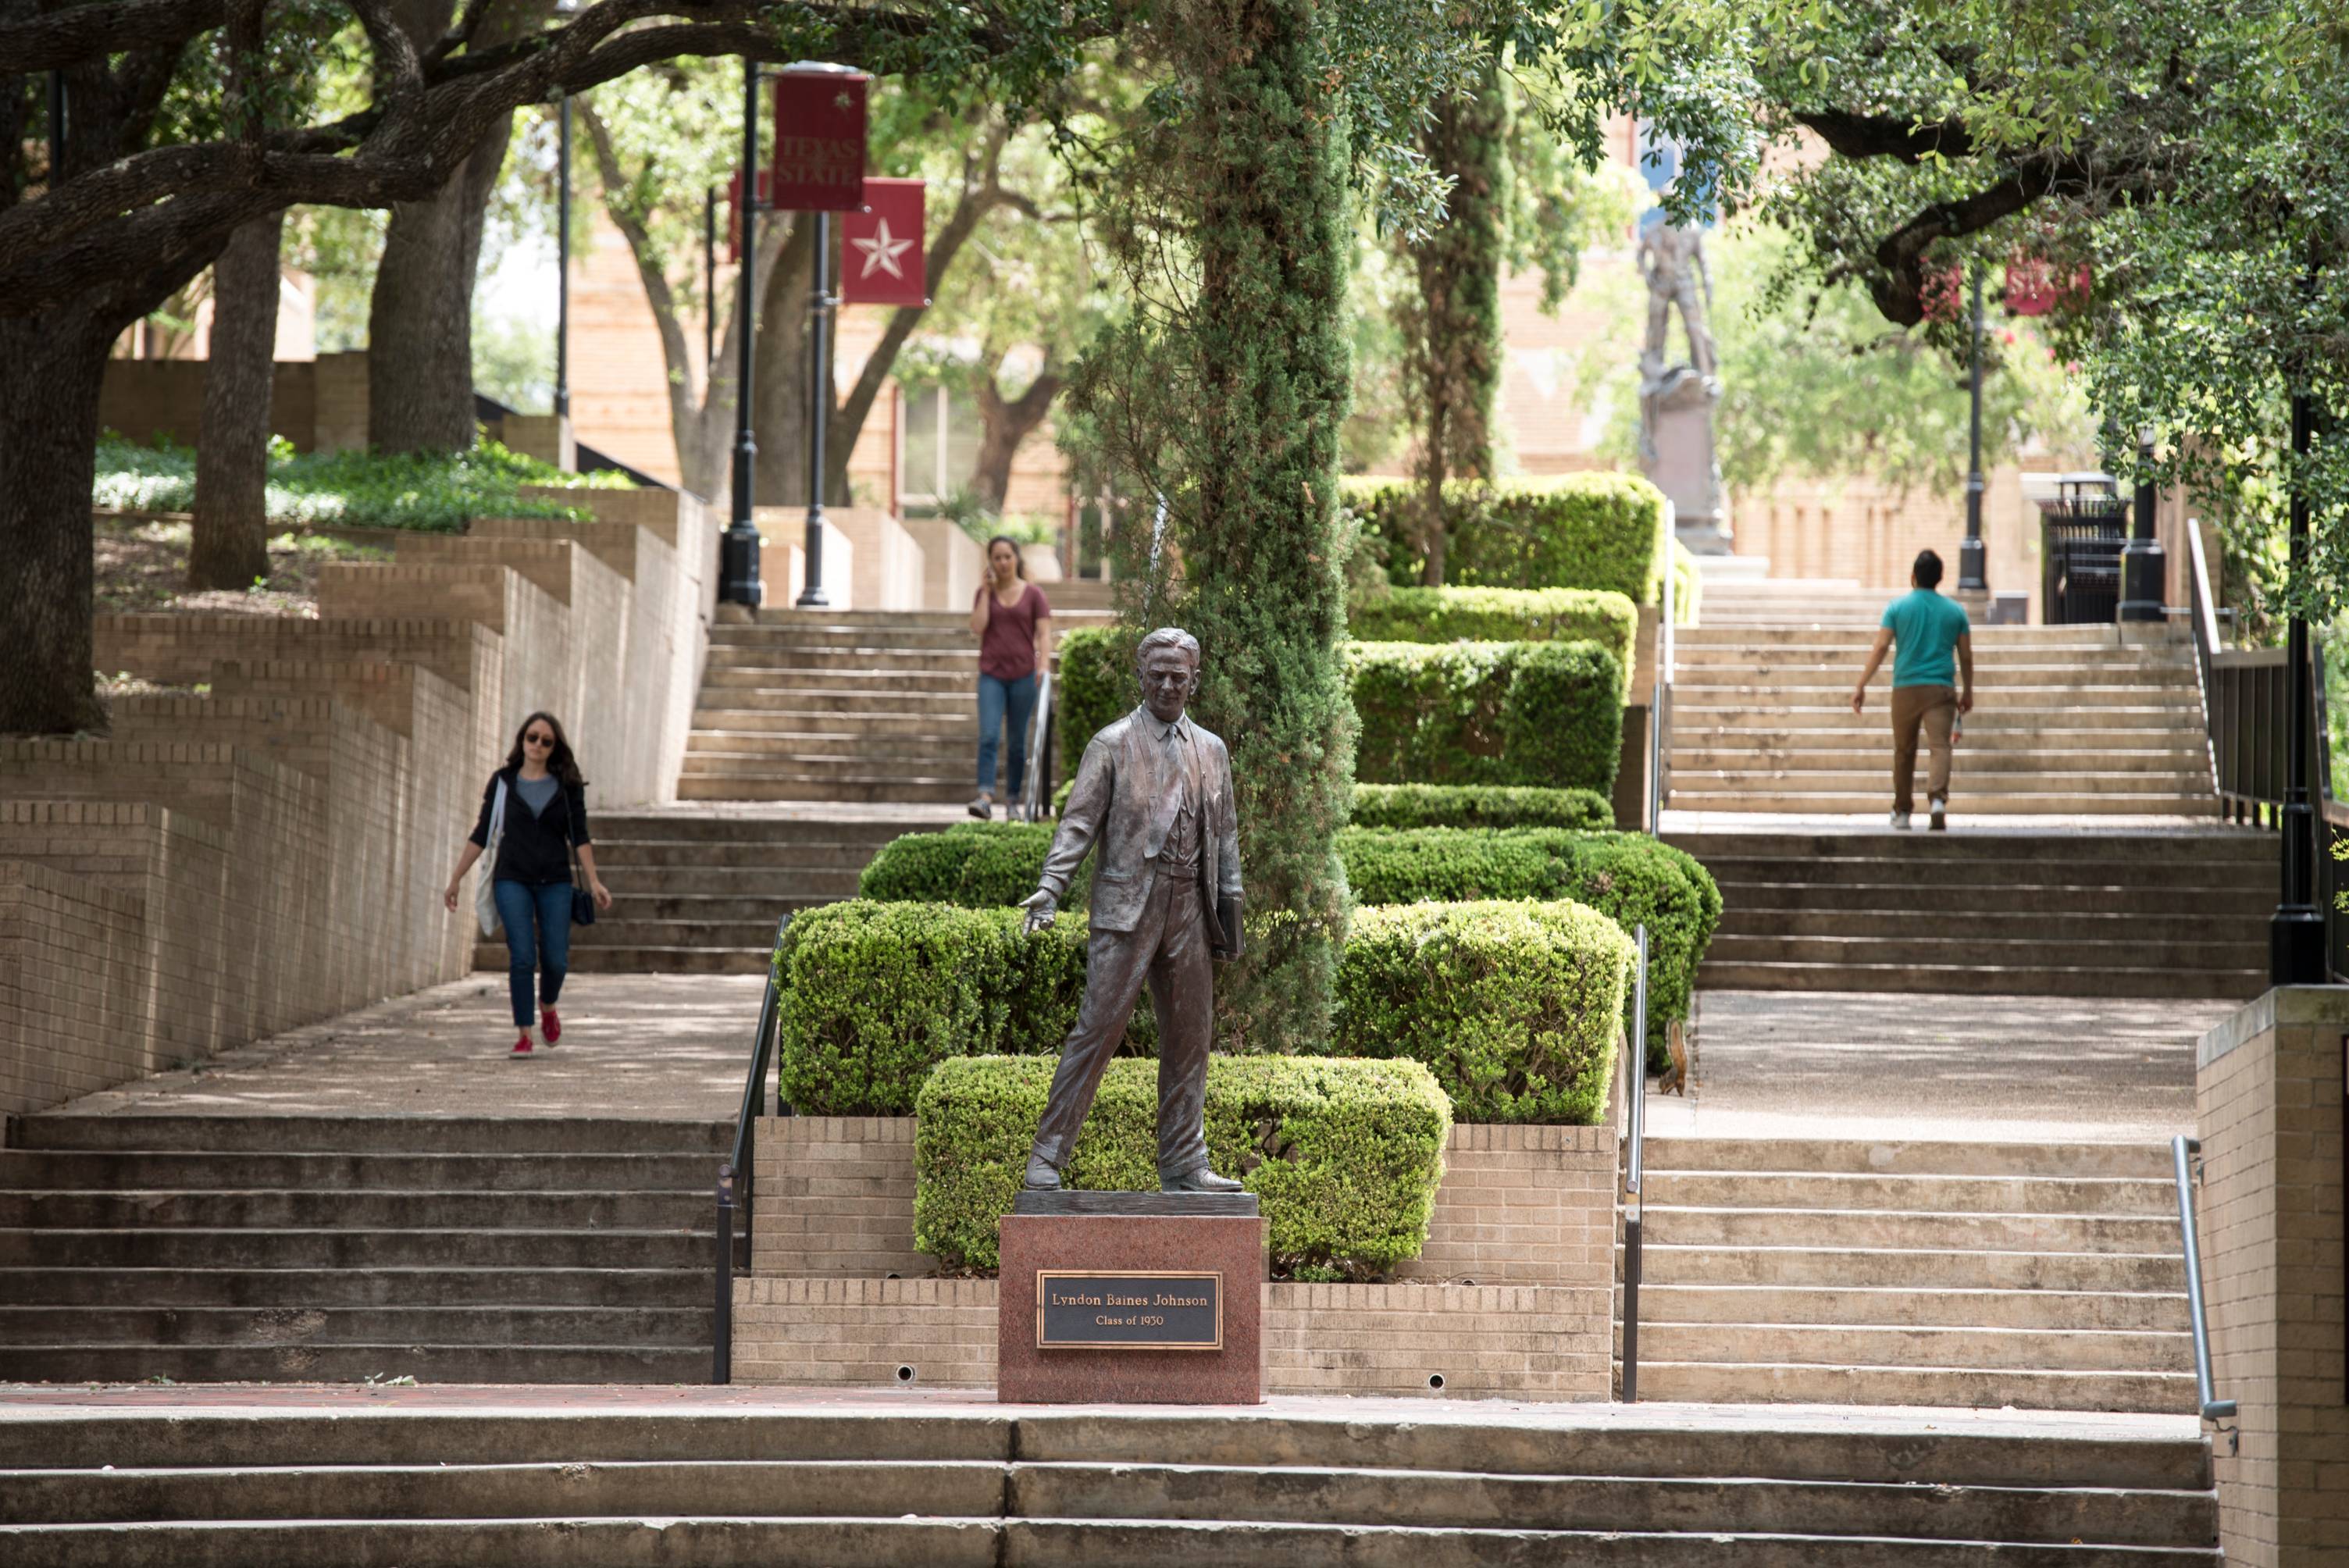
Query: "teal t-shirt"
1880 588 1970 688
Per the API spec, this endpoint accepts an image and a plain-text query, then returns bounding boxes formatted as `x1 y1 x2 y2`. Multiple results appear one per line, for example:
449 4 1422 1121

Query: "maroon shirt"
979 582 1050 681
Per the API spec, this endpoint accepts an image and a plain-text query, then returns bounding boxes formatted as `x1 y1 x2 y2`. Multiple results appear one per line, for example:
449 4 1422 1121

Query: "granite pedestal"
998 1191 1265 1404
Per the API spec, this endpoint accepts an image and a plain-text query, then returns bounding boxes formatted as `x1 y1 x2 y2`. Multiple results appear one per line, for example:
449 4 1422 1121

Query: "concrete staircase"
1669 625 2215 815
1691 571 1889 629
0 1398 2219 1563
1669 827 2269 996
1624 1136 2196 1413
0 1115 723 1384
681 606 1107 805
472 809 933 975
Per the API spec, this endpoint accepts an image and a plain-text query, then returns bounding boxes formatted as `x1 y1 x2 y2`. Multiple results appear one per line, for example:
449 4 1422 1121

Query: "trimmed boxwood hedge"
854 821 1078 909
1333 900 1632 1124
1054 624 1139 784
1349 640 1623 796
914 1054 1450 1276
1342 472 1669 604
1349 586 1638 688
1338 828 1720 1071
1349 783 1613 832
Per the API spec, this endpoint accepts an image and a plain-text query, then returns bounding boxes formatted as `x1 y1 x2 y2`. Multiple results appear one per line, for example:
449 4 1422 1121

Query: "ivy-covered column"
1402 65 1508 584
1172 0 1357 1048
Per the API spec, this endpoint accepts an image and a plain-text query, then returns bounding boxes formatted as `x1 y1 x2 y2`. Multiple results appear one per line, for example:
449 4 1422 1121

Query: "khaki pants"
1890 684 1956 814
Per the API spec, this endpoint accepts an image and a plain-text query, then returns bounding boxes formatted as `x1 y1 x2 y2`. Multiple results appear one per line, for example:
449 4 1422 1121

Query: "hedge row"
1058 625 1626 797
1349 640 1623 796
777 889 1634 1124
913 1054 1451 1276
1341 472 1669 604
1349 586 1638 688
1349 783 1612 832
854 821 1719 1072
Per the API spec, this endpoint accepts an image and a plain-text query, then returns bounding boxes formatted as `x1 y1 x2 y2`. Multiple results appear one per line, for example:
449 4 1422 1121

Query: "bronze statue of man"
1018 627 1245 1194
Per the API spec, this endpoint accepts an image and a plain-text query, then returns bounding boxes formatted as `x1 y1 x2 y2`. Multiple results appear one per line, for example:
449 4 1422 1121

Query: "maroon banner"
771 66 868 212
725 169 771 262
840 178 927 308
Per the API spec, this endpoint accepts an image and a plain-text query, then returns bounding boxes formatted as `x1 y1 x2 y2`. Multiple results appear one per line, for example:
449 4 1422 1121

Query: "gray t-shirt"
515 774 561 818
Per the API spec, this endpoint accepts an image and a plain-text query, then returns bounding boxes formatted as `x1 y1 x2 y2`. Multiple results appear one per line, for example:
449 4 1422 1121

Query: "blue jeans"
977 672 1038 796
493 879 572 1028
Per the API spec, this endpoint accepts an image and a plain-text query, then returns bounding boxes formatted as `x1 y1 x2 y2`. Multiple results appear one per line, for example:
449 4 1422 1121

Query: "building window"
898 383 984 515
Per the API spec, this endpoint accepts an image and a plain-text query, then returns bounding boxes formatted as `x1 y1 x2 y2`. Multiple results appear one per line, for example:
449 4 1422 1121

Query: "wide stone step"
1634 1284 2187 1332
701 667 973 693
0 1514 2222 1568
676 775 976 804
566 919 796 950
551 946 775 975
1711 882 2269 918
9 1115 728 1155
701 647 980 673
584 817 929 846
1646 1206 2184 1253
1643 1139 2177 1179
1670 747 2207 775
1669 791 2215 815
1676 709 2205 736
0 1189 708 1231
1702 934 2263 970
1624 1360 2199 1415
1637 1248 2186 1295
686 731 973 759
1691 959 2262 998
0 1228 711 1270
601 891 855 921
1627 1320 2190 1374
684 688 972 715
601 868 882 900
1645 1171 2176 1216
1669 770 2213 796
1701 910 2261 944
0 1149 713 1192
1678 625 2176 646
692 707 981 737
586 839 911 869
0 1303 711 1348
0 1266 706 1308
0 1342 712 1388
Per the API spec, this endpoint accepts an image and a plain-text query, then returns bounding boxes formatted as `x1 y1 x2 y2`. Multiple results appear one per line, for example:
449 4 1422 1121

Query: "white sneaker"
1889 811 1912 830
1929 796 1948 832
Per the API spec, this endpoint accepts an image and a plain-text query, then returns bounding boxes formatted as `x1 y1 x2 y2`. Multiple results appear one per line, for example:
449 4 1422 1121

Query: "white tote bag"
473 779 508 938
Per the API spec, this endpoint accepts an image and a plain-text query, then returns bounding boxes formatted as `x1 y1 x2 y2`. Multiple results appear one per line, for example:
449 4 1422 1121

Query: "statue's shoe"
1022 1155 1061 1192
1160 1166 1242 1194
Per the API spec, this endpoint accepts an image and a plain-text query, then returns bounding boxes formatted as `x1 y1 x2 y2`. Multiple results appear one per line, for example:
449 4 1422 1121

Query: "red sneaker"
540 1008 561 1045
510 1032 536 1057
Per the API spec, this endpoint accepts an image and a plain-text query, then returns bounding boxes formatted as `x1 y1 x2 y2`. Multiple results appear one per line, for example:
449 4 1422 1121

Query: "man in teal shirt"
1851 549 1974 829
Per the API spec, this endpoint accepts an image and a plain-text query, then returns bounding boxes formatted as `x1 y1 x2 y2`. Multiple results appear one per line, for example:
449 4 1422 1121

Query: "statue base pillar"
998 1191 1264 1404
1641 367 1731 554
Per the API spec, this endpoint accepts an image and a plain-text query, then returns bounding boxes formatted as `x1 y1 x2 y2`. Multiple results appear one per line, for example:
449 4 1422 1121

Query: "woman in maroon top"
968 534 1053 818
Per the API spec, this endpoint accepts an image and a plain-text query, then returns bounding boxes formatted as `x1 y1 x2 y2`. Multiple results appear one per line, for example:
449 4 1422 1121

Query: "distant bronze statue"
1018 627 1245 1194
1638 219 1717 381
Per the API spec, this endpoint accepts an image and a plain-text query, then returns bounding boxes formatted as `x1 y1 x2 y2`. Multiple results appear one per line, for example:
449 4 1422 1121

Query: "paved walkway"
1649 989 2235 1142
47 974 765 1121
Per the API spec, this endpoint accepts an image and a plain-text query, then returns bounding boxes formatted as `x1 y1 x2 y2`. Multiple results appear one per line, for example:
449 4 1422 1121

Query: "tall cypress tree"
1071 0 1357 1049
1400 66 1509 585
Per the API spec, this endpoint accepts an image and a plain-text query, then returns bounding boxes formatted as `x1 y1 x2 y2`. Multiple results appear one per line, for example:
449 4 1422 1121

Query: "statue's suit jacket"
1037 707 1242 953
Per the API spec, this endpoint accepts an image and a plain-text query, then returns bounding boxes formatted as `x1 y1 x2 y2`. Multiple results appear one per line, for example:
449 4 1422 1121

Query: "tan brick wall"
752 1118 929 1279
2196 987 2349 1568
731 1277 1611 1399
1393 1123 1617 1289
0 861 149 1114
98 358 319 451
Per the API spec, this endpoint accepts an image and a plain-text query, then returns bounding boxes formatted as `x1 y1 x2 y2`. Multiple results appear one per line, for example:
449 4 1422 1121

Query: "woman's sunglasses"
524 732 555 747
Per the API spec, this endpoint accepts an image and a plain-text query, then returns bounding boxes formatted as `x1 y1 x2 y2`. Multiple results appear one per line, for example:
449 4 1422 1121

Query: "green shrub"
1053 624 1140 783
91 433 624 533
1336 828 1721 1071
1349 783 1613 832
1342 472 1668 603
856 822 1075 907
914 1054 1451 1275
1349 640 1623 796
774 901 1092 1115
1334 900 1632 1124
1349 586 1638 687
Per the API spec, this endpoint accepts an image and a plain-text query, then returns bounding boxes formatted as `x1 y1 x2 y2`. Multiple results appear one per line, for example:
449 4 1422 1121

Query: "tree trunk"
190 212 287 591
364 0 551 453
971 358 1065 511
0 311 115 735
751 215 829 507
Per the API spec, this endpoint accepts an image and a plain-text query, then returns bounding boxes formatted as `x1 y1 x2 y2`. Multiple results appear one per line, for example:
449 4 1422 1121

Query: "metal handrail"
1621 924 1650 1402
1020 668 1056 821
715 911 792 1384
2186 522 2226 803
1648 504 1677 833
2170 1135 2237 1424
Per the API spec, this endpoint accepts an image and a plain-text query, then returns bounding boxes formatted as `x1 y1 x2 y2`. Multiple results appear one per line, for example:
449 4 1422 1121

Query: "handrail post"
714 1163 735 1385
1622 925 1649 1402
2171 1135 2237 1427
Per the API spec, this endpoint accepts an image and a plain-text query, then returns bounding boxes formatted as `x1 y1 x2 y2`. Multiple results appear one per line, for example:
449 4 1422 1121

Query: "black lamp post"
2119 426 2166 622
2273 389 2326 984
1958 266 1988 592
718 56 765 612
704 189 716 376
554 90 571 423
796 206 834 608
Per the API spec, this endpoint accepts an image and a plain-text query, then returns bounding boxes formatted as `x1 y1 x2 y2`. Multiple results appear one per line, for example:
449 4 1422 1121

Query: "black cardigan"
468 766 592 886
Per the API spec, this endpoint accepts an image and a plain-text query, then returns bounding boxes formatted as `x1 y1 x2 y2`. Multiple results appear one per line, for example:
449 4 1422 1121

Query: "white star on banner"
851 218 915 280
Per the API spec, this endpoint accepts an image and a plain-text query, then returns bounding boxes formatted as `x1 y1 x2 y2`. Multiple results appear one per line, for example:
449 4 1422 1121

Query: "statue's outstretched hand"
1020 889 1058 934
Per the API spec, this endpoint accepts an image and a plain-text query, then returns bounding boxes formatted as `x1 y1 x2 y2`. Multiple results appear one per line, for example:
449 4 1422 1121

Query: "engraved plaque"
1036 1270 1222 1350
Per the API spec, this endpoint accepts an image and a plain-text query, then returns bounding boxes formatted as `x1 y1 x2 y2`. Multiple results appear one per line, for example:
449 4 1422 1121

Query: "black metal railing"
2170 1135 2238 1434
1019 668 1057 822
714 912 792 1384
1649 539 1674 833
1620 925 1650 1402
